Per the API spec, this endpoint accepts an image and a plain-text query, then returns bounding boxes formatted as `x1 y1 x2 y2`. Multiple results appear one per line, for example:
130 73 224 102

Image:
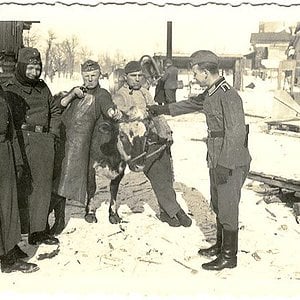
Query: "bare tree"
23 29 40 48
98 51 127 75
78 46 93 63
44 30 56 80
61 35 79 78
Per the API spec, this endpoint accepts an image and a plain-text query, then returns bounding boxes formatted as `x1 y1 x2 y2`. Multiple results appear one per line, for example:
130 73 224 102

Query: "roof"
250 31 292 44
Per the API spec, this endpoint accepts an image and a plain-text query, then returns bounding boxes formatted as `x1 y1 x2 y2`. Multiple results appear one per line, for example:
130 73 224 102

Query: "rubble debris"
173 259 198 274
251 184 280 195
240 250 250 254
245 82 255 89
64 228 76 235
280 224 288 231
263 195 282 204
107 230 123 237
161 237 172 244
37 246 60 260
251 252 261 261
138 258 161 265
265 207 276 218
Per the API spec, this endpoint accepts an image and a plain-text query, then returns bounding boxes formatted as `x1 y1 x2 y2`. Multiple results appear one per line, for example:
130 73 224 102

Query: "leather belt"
207 130 224 138
21 124 49 133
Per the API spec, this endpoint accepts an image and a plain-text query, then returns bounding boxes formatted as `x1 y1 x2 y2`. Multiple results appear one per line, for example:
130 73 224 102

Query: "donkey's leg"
109 171 125 224
85 165 98 223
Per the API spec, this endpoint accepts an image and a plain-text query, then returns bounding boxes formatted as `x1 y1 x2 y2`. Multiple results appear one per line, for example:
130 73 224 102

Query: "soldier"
56 60 122 214
148 50 251 270
112 60 192 227
161 58 178 104
2 47 60 246
0 86 39 273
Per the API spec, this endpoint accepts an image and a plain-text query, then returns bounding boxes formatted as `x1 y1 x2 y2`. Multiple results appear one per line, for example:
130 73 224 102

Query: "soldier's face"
82 70 100 89
126 71 145 90
25 64 41 80
192 65 208 87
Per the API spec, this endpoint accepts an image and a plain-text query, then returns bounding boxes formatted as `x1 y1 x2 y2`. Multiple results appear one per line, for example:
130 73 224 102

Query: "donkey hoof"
85 213 98 223
109 213 121 224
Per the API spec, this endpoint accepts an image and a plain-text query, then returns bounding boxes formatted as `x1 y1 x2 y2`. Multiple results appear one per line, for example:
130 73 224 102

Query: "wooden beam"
248 171 300 193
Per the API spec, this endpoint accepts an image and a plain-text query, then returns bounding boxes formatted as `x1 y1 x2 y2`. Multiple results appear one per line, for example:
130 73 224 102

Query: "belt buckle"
35 125 43 133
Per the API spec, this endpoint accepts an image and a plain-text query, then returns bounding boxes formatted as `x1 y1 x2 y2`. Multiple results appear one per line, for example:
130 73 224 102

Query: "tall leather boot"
49 195 66 235
202 229 238 271
198 219 222 257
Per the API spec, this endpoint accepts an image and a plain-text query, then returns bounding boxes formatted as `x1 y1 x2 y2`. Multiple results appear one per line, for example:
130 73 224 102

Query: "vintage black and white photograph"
0 0 299 299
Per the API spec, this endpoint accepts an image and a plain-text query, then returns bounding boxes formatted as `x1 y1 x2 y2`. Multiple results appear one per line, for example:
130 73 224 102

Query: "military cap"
124 61 141 74
18 47 41 64
81 60 100 72
165 58 173 65
190 50 219 67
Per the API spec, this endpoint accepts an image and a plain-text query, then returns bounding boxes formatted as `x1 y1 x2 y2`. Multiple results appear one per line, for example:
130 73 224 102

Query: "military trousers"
209 164 250 231
18 131 55 234
0 141 21 256
144 145 181 218
164 89 177 104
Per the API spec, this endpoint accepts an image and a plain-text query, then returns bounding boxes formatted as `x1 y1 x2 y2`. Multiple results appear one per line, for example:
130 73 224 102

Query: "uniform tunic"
0 93 22 256
57 85 116 203
161 65 178 104
113 85 181 217
2 76 60 234
168 77 251 230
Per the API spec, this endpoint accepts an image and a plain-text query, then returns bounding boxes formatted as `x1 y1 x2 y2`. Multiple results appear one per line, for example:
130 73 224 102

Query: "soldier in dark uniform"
148 50 251 270
161 58 179 104
56 60 122 220
2 47 60 246
112 61 192 227
0 86 39 273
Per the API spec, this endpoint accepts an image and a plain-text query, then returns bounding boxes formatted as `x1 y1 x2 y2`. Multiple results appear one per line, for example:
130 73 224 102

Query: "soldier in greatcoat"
148 50 251 270
161 58 178 104
2 47 60 246
0 86 39 273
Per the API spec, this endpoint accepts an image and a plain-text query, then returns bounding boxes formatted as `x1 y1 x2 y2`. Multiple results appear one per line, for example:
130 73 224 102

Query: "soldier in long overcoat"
2 47 60 246
148 50 251 271
0 86 39 273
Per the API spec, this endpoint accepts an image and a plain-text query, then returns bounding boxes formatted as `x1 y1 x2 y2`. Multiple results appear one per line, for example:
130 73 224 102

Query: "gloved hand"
147 105 170 116
107 107 123 121
215 164 232 185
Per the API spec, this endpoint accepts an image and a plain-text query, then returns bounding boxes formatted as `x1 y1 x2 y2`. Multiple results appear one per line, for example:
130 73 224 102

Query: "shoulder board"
220 82 231 92
3 80 14 87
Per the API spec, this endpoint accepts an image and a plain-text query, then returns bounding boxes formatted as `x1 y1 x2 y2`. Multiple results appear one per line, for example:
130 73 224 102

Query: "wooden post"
167 21 172 59
234 58 243 91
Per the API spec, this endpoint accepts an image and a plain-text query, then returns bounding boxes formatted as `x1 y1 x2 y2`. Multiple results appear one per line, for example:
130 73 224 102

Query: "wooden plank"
248 171 300 193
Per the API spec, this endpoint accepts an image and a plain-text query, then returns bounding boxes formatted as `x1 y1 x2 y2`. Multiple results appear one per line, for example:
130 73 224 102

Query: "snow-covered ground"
1 75 299 300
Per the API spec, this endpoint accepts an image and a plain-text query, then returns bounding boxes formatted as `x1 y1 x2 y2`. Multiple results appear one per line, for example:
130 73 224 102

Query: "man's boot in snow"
202 229 238 271
198 219 222 257
50 195 66 235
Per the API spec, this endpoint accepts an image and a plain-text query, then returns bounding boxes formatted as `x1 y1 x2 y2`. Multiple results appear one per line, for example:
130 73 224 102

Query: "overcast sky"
1 2 300 60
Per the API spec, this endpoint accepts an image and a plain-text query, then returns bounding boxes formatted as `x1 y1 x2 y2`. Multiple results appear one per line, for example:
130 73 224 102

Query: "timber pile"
248 171 300 193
